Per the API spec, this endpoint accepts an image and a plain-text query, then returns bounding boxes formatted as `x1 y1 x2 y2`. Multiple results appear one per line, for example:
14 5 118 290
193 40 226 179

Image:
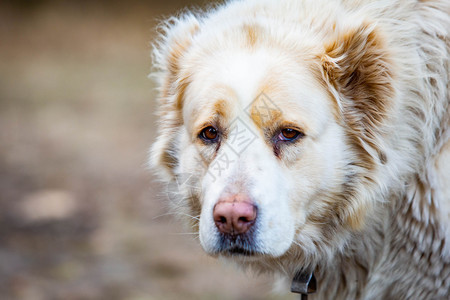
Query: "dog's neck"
312 179 448 300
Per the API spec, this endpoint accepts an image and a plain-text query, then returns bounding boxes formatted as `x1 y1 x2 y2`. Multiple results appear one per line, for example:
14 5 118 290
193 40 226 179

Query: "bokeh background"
0 1 293 299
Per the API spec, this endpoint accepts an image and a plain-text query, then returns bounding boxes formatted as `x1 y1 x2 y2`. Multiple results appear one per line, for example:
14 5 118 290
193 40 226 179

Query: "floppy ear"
320 23 395 231
321 22 395 158
150 14 200 179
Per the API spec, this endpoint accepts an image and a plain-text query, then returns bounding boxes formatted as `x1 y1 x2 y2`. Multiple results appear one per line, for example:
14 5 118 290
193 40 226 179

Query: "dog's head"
150 9 394 273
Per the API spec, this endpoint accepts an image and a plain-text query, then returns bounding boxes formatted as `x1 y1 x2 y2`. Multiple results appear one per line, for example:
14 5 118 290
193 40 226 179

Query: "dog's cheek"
169 134 215 224
293 132 346 206
287 122 367 245
250 162 297 256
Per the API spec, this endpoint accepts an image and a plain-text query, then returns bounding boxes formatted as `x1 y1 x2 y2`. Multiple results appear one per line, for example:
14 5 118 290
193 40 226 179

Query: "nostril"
219 216 227 224
238 216 251 223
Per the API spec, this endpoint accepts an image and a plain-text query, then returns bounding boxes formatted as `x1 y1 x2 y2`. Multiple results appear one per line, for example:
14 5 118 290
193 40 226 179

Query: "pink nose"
213 196 257 235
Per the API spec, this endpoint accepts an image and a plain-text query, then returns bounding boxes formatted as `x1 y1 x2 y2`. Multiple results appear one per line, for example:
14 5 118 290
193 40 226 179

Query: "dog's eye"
200 126 219 141
279 128 303 141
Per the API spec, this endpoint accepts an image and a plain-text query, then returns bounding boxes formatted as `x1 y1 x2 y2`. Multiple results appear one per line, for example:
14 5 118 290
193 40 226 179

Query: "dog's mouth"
215 227 260 256
223 246 257 256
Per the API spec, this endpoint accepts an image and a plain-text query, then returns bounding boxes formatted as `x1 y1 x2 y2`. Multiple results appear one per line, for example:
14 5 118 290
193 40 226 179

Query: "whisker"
152 211 200 221
152 212 176 220
176 212 200 221
292 240 303 247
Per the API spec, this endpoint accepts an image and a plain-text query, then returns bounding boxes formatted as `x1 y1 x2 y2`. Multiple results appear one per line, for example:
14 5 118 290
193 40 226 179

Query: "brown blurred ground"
0 1 293 299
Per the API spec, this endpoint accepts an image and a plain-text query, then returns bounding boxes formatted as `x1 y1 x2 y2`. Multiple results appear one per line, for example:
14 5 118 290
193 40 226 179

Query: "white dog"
150 0 449 299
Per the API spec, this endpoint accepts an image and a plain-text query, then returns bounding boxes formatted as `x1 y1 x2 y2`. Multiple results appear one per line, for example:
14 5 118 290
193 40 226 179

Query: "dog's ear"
150 14 200 179
321 22 394 147
320 23 395 230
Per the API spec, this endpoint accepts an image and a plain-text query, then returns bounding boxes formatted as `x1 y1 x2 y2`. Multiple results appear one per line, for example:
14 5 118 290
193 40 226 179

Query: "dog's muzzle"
212 193 259 255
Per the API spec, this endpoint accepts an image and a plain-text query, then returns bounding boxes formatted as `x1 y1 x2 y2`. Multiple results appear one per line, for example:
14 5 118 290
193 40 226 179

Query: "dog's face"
181 48 348 258
151 12 393 272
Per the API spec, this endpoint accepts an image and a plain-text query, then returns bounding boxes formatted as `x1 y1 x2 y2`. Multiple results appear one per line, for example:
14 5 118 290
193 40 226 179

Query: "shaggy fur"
150 0 450 299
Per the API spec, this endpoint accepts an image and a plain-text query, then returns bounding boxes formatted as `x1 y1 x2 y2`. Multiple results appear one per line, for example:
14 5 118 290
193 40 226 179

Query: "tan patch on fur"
250 97 283 130
213 98 233 120
243 23 261 46
160 143 178 171
190 86 237 135
248 79 288 134
346 203 368 230
174 75 192 111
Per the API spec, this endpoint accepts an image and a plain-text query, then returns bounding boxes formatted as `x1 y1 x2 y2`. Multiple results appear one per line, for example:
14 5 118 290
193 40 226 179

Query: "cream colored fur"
150 0 449 299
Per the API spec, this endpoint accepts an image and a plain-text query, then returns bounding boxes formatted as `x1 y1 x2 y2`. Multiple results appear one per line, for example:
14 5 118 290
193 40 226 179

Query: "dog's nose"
213 197 257 235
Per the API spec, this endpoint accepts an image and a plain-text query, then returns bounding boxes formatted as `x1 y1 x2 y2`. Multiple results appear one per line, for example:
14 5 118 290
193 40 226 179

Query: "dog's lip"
215 245 269 258
223 246 257 256
217 249 270 264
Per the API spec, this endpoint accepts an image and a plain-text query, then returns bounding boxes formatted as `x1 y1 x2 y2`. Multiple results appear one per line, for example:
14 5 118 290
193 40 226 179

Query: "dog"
150 0 449 298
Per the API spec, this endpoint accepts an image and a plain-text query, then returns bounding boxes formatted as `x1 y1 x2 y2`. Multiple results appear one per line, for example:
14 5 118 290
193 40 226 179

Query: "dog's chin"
206 241 289 262
207 238 261 259
220 245 258 256
217 248 267 264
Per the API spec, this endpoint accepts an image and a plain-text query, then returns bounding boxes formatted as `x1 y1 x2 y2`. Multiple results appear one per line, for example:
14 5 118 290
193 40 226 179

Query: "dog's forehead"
184 48 332 135
186 48 275 105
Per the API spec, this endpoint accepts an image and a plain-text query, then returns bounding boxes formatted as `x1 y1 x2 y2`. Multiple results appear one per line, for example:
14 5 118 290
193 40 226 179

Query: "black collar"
291 271 317 299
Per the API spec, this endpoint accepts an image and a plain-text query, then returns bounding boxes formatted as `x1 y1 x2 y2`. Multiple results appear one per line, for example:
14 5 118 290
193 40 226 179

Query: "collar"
291 271 317 299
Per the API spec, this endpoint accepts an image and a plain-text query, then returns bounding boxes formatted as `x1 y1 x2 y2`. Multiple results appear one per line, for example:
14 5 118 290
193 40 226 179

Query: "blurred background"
0 1 293 299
